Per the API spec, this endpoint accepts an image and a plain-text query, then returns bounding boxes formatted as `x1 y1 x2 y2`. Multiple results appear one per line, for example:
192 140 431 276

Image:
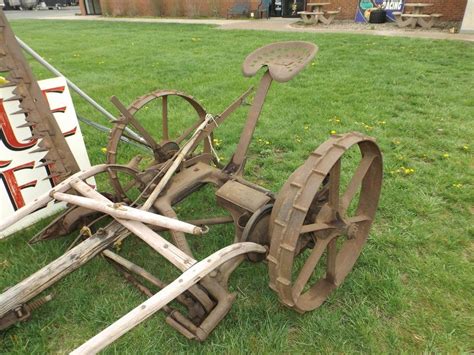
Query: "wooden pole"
70 179 195 271
71 242 265 354
0 222 124 318
53 190 204 235
0 164 110 237
141 114 215 211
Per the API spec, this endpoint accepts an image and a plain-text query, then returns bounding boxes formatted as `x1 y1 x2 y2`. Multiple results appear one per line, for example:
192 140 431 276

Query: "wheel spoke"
162 96 169 141
328 159 341 215
347 215 371 224
326 237 337 283
341 154 376 211
300 222 336 234
292 237 330 301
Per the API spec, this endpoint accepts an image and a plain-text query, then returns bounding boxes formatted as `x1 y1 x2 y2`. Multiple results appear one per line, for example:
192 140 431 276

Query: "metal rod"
16 36 146 144
77 115 149 152
231 71 273 170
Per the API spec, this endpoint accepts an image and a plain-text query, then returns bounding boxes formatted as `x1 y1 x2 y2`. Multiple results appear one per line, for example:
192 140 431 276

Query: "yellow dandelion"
442 153 450 159
0 76 9 85
452 183 463 188
101 147 107 154
401 167 414 175
330 130 337 135
113 240 122 252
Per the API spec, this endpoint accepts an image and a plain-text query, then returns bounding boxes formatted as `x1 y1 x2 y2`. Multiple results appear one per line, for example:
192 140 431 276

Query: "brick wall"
92 0 467 21
99 0 260 17
323 0 358 19
316 0 467 21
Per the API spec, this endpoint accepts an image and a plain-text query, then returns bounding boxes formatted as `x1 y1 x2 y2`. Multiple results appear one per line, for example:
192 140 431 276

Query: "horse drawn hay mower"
0 12 382 353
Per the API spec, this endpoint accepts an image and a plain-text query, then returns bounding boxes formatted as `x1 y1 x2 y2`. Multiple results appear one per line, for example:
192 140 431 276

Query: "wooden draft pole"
71 242 266 355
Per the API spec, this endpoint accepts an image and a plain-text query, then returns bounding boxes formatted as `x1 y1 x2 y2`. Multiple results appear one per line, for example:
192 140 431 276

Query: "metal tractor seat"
242 41 318 82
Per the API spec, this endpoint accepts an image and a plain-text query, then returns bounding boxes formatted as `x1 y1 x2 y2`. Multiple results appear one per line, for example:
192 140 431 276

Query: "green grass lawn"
1 20 473 353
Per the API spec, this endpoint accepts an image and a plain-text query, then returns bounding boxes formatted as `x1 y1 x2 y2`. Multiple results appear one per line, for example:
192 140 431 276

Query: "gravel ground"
291 19 462 34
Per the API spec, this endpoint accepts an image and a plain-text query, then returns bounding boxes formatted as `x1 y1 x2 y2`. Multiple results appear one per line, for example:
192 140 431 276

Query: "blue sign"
355 0 405 22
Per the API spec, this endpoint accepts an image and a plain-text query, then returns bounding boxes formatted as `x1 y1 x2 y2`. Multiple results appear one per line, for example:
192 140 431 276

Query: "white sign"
0 77 94 238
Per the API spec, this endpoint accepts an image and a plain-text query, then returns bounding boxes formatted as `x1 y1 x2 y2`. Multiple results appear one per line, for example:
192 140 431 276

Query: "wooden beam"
71 242 266 354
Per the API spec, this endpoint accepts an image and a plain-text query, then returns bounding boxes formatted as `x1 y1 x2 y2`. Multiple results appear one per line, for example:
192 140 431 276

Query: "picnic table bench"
393 3 442 29
298 2 340 25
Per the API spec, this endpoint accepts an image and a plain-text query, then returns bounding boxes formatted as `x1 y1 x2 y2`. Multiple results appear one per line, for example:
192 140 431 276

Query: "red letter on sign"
0 99 37 151
0 160 38 211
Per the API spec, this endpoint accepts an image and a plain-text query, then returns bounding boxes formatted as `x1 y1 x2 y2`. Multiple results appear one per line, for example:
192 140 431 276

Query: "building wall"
83 0 467 21
322 0 467 21
98 0 260 17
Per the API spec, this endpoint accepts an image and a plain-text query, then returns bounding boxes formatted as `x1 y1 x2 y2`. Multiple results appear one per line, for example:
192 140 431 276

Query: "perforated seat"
242 41 318 83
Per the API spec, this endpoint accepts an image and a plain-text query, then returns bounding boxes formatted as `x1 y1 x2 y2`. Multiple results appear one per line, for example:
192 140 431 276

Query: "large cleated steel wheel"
267 132 383 313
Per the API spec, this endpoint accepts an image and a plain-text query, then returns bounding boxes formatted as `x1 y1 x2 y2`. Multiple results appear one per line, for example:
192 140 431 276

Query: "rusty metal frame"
0 35 383 353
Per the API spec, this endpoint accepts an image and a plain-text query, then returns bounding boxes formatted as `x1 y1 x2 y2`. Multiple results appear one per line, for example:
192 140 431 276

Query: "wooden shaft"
141 114 214 211
70 179 195 271
0 222 123 318
71 242 266 355
52 191 203 235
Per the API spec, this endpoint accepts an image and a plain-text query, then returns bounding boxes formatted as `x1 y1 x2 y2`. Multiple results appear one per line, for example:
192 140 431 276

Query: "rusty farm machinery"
0 12 383 353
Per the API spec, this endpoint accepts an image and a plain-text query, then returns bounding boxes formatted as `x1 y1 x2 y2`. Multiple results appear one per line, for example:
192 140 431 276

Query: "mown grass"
1 20 473 353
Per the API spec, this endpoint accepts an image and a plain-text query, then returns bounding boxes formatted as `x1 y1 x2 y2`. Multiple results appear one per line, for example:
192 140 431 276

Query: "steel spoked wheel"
107 90 213 197
268 132 383 313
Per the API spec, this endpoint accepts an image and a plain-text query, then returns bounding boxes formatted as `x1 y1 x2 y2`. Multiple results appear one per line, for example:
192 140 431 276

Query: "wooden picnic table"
393 3 442 29
298 2 340 25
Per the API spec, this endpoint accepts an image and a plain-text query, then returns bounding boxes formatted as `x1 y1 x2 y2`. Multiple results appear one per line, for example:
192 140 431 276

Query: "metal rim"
267 132 383 313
